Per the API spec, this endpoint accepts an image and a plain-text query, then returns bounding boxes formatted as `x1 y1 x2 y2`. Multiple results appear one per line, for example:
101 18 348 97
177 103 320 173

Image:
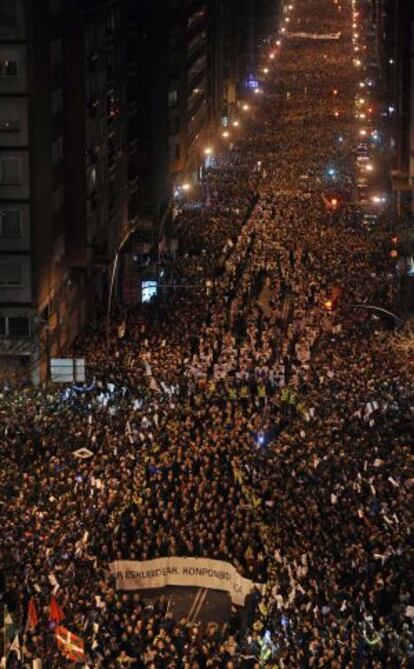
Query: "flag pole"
22 628 26 667
3 605 6 668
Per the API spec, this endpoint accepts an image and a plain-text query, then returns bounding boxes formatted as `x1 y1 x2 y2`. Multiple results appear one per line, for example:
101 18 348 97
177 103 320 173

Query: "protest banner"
285 31 342 40
109 557 262 606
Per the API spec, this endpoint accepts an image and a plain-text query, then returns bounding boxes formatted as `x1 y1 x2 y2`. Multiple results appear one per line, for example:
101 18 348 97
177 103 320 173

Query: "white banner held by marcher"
285 31 342 40
109 557 262 606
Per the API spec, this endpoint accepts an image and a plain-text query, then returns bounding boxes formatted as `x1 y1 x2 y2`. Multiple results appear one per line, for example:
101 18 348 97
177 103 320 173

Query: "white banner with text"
110 557 260 606
286 31 342 40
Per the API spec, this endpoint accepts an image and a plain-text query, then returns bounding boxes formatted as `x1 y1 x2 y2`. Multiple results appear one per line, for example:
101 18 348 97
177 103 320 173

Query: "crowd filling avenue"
0 0 413 668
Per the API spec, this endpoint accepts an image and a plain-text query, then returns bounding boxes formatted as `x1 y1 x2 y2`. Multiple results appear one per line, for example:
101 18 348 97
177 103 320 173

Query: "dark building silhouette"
0 0 279 382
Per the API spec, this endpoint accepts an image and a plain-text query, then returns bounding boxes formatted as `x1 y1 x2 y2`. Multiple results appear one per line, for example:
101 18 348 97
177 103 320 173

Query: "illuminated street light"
276 40 282 46
222 131 230 138
263 68 269 74
182 183 191 192
232 120 240 127
242 104 250 111
204 147 213 155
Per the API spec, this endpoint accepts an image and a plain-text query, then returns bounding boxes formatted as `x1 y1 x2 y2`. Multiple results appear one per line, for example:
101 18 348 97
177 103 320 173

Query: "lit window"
87 167 97 193
0 210 21 236
168 89 178 107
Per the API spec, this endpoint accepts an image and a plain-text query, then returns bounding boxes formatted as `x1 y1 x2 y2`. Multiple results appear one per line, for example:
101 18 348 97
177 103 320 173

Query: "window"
8 316 29 336
168 89 178 107
52 136 63 165
0 210 21 236
169 30 179 50
0 316 30 337
50 38 62 65
49 0 62 15
85 26 98 58
169 116 180 135
0 1 17 25
51 88 63 116
0 157 22 184
0 262 23 287
106 8 119 36
53 185 64 213
169 143 180 161
87 167 97 193
0 58 18 78
0 120 20 133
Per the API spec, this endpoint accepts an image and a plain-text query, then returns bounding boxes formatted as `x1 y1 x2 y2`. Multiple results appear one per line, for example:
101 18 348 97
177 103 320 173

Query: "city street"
1 0 413 667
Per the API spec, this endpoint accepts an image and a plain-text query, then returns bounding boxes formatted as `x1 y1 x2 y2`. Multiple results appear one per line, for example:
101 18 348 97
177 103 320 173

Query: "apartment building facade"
0 0 129 383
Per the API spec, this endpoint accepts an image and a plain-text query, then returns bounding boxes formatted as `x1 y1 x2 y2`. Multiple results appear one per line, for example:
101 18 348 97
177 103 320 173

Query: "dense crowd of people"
1 0 413 667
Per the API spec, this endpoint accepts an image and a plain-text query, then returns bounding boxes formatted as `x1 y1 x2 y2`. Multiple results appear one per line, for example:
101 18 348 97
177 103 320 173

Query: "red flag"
49 596 65 623
27 597 39 631
55 626 85 662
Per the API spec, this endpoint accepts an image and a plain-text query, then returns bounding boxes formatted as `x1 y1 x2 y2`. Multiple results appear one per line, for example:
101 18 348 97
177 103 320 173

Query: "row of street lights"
175 1 298 197
176 104 253 195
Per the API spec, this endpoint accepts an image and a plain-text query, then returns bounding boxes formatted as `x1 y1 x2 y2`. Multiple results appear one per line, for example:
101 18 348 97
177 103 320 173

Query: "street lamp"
106 225 141 354
182 183 191 192
222 131 230 138
204 147 213 155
